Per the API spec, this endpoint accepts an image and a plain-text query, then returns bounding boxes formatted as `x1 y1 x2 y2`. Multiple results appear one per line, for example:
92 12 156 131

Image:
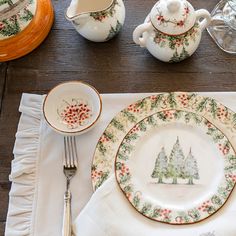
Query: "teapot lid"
150 0 196 35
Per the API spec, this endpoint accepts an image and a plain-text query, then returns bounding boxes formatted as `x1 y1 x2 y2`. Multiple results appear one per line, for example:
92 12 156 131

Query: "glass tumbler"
207 0 236 54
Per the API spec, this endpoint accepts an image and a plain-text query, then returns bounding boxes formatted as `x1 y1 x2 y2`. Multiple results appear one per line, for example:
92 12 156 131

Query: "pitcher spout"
65 0 87 21
66 0 113 21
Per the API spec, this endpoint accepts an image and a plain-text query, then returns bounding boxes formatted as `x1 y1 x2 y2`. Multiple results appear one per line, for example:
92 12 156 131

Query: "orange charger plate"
0 0 54 62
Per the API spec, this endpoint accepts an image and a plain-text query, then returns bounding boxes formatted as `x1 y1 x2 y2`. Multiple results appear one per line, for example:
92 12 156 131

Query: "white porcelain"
133 0 211 63
66 0 125 42
115 110 235 224
43 81 102 136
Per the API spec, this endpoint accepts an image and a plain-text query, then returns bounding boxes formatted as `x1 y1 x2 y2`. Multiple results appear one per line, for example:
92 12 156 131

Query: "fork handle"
62 190 72 236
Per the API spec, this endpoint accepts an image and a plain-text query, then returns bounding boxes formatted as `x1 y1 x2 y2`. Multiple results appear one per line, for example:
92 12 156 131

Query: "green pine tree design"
0 17 20 37
151 147 168 183
20 9 34 21
179 47 190 61
0 0 13 6
106 20 122 41
184 148 199 184
169 50 180 63
168 137 185 184
169 47 190 63
188 209 200 221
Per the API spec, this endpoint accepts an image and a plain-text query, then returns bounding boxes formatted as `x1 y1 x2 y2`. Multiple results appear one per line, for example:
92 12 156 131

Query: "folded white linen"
5 92 236 236
73 174 236 236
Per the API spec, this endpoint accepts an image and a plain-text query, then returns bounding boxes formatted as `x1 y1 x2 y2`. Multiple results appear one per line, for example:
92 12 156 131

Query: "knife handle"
62 190 72 236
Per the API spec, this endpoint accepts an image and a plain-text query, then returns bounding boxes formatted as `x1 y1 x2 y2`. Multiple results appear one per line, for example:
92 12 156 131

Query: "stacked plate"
0 0 54 61
92 92 236 225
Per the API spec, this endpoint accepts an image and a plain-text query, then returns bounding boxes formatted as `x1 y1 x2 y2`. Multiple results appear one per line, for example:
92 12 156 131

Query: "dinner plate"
115 109 236 224
92 93 236 198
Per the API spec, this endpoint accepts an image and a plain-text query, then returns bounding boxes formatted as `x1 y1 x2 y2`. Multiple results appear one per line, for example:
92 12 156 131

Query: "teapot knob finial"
167 0 181 13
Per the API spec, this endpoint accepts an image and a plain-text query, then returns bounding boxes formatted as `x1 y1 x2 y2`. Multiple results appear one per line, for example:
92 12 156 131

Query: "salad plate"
115 109 236 224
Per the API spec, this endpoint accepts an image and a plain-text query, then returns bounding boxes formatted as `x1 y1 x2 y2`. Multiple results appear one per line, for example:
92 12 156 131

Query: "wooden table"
0 0 236 234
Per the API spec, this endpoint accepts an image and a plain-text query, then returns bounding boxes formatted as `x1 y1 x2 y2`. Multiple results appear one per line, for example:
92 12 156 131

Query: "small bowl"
43 81 102 135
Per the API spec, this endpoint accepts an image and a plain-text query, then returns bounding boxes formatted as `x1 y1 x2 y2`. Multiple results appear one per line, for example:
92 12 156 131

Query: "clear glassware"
207 0 236 54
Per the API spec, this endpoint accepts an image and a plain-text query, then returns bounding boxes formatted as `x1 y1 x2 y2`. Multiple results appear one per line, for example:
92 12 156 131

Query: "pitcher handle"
195 9 211 31
133 22 153 47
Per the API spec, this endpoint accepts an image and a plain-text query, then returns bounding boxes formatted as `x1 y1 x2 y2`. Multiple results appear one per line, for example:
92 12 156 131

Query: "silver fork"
62 136 78 236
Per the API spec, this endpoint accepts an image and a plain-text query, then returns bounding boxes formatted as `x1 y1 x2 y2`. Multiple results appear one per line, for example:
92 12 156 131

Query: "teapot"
133 0 211 63
66 0 125 42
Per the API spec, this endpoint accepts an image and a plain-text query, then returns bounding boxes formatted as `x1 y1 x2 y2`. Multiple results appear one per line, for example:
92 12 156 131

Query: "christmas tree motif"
179 47 190 61
0 16 20 37
184 148 199 184
169 50 180 63
168 137 185 184
151 147 168 183
0 0 13 6
150 137 200 185
169 47 190 63
105 20 122 41
20 8 34 21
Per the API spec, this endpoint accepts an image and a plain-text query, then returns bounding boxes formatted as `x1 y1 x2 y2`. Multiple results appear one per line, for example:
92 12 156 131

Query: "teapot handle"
195 9 211 31
133 22 153 47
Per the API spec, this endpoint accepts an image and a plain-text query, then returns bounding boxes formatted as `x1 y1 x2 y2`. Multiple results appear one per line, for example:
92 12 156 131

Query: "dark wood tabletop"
0 0 236 234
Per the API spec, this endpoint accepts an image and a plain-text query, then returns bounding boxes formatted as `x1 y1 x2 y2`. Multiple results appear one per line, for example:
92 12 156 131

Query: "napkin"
74 175 236 236
5 92 236 236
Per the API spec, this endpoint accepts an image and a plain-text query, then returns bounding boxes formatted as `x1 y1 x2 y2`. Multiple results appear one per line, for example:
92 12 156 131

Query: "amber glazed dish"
0 0 54 62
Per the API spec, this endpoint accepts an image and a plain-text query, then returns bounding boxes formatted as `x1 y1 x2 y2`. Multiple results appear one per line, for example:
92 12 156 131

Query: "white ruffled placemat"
5 92 236 236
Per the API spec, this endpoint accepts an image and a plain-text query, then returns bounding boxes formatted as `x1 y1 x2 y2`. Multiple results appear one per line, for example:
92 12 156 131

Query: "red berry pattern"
198 201 212 212
92 169 104 180
177 20 184 27
178 93 189 107
226 174 236 183
126 192 132 200
127 104 140 113
184 7 190 14
60 100 92 129
216 107 229 120
130 124 140 134
119 163 130 176
99 134 110 143
157 15 165 22
156 3 190 28
206 121 213 128
163 110 175 119
0 22 5 30
150 95 158 101
218 143 230 155
161 209 172 219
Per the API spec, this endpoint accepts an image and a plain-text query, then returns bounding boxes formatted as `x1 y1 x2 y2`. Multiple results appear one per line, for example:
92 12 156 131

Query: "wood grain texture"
0 63 7 113
0 222 6 236
1 0 236 234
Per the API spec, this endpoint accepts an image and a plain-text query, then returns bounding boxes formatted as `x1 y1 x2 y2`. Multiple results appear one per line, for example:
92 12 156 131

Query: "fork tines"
64 136 78 168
